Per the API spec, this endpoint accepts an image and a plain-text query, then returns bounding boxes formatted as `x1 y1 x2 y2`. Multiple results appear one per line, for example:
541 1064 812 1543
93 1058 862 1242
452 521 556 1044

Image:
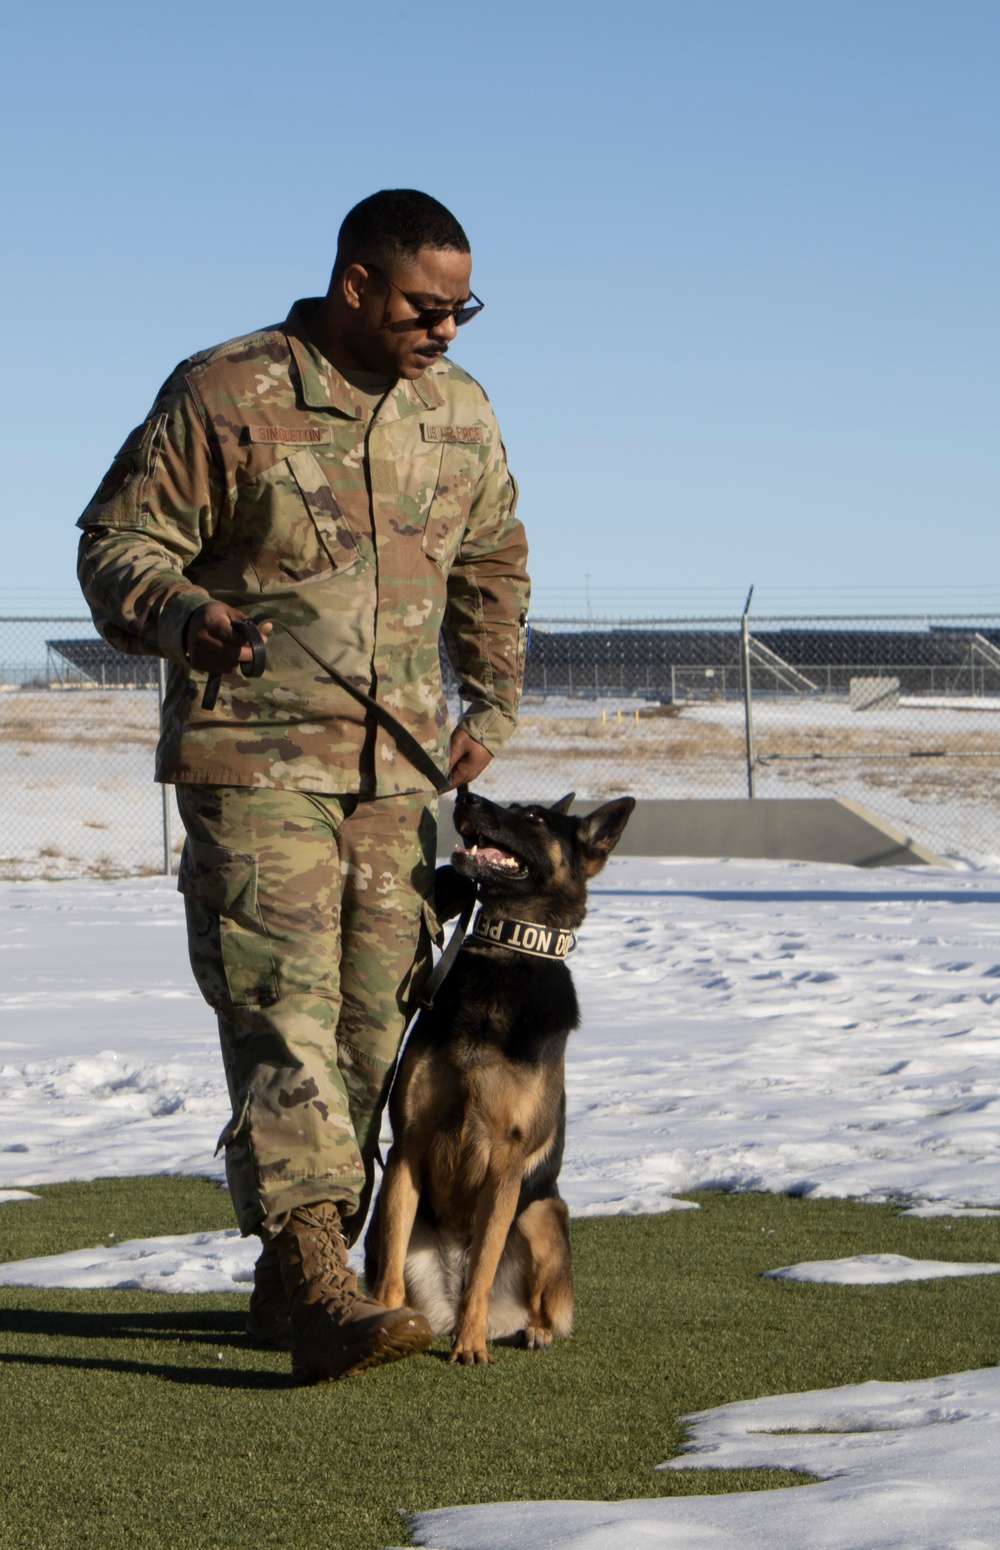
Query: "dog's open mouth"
454 827 529 879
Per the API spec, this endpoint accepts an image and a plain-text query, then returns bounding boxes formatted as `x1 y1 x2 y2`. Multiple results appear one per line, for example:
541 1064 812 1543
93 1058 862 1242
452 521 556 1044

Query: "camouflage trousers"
175 784 437 1242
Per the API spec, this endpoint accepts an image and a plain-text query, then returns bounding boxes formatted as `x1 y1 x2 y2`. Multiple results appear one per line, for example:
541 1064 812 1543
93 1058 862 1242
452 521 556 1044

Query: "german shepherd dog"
364 789 635 1364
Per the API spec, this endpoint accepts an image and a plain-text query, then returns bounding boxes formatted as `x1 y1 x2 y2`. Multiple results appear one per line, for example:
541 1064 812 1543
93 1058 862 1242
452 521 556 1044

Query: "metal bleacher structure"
45 623 1000 701
518 623 1000 702
46 637 159 687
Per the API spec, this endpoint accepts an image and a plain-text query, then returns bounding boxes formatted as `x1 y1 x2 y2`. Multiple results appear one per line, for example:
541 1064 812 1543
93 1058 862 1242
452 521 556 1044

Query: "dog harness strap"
464 913 577 960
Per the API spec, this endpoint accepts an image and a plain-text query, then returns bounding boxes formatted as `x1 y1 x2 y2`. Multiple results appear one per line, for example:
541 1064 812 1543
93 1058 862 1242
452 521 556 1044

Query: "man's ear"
340 262 369 311
577 797 636 875
549 792 576 815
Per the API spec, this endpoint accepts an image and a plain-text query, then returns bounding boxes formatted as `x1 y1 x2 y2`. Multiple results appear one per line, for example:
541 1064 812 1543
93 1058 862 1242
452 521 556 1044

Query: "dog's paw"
522 1324 553 1350
448 1337 493 1365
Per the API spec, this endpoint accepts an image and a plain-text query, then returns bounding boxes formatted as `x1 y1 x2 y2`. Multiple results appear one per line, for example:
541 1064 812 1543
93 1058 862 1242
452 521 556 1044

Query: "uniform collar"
283 298 445 421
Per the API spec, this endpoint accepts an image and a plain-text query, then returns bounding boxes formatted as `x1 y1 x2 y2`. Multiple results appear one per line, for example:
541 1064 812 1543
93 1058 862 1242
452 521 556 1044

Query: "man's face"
340 246 474 379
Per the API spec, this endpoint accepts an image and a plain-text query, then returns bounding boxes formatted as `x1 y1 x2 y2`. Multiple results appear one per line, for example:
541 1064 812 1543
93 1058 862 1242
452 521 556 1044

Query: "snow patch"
405 1368 1000 1549
764 1253 1000 1284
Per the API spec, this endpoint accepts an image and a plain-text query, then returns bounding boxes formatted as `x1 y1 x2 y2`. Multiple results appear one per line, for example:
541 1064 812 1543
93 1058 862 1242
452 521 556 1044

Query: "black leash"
200 617 451 796
415 886 478 1009
372 885 477 1171
281 623 452 795
195 614 474 1166
197 612 466 992
201 620 268 711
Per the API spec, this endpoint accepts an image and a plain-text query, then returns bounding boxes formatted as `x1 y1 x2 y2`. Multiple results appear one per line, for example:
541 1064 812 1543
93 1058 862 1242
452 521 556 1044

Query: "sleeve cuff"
156 589 211 666
458 702 518 757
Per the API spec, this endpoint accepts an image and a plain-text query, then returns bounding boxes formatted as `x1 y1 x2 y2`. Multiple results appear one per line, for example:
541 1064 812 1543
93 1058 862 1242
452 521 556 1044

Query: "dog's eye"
523 809 545 825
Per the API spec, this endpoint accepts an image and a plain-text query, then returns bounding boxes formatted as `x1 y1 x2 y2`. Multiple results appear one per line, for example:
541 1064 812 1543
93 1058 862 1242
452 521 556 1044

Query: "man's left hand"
447 729 492 789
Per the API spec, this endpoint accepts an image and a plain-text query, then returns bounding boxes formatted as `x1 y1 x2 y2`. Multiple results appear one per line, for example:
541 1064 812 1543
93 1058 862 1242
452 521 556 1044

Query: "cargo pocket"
178 837 279 1010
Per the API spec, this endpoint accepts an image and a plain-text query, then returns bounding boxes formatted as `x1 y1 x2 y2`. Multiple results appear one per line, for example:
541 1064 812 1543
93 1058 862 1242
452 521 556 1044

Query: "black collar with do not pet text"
464 911 577 960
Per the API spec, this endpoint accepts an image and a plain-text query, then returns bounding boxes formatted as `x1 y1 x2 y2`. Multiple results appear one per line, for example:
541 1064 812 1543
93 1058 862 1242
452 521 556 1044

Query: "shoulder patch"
82 413 167 522
94 458 135 504
421 423 486 444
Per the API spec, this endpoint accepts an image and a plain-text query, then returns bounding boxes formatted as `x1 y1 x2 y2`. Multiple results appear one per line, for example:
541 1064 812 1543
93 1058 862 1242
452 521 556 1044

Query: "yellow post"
616 708 622 726
601 708 606 725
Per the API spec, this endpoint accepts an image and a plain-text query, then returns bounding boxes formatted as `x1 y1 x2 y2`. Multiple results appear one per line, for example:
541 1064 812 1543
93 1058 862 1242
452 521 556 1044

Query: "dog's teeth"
469 844 478 856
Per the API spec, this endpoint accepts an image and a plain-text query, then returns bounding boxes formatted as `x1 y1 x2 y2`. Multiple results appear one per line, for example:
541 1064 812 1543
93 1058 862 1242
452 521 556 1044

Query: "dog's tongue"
454 841 516 866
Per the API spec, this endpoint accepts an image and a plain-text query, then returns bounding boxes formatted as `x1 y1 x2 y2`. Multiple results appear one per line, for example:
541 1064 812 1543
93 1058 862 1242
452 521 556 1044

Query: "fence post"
740 586 756 798
156 658 173 874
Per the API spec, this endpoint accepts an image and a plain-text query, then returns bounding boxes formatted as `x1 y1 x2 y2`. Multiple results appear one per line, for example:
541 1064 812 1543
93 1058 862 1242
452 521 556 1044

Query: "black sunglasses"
361 262 485 328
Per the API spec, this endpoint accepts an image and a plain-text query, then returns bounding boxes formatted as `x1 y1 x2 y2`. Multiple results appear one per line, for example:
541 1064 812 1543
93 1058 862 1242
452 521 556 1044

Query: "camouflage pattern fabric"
77 297 529 797
176 783 438 1240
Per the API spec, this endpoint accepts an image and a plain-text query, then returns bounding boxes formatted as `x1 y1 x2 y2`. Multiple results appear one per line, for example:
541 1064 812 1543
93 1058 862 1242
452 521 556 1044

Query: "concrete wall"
438 796 949 869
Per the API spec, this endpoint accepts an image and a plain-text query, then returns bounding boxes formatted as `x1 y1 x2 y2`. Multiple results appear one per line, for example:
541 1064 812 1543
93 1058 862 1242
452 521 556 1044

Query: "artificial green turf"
2 1178 1000 1549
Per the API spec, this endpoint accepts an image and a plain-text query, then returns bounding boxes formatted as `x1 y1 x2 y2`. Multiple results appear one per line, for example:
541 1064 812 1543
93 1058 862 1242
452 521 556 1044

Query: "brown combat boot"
271 1199 433 1385
245 1238 292 1352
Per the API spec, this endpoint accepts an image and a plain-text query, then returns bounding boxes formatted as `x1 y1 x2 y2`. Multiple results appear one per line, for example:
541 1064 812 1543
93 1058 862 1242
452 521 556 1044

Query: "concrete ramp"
438 796 949 869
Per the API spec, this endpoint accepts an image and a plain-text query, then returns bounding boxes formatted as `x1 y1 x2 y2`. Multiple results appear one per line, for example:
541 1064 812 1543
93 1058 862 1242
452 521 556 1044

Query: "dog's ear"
549 792 576 815
576 797 636 875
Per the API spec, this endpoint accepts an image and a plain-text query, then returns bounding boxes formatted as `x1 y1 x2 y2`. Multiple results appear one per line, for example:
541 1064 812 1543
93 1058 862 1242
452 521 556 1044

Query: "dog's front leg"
450 1169 522 1365
371 1148 422 1310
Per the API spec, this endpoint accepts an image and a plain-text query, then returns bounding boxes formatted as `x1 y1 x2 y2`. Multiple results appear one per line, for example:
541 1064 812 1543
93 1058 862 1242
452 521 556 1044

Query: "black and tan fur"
364 789 635 1364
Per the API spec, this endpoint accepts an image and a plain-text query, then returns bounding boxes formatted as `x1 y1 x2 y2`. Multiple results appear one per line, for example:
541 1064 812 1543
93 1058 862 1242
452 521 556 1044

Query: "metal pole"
740 585 756 798
156 658 173 874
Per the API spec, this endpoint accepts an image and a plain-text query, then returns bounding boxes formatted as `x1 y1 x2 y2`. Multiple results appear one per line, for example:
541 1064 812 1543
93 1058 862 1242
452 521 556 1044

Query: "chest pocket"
233 449 361 587
421 444 480 572
286 449 361 574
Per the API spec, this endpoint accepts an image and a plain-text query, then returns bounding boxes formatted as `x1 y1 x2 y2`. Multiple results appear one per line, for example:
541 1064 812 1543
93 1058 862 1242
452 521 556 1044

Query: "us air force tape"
466 912 577 960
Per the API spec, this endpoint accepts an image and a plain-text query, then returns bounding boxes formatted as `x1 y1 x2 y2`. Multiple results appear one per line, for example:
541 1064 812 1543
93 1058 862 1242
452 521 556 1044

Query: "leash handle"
201 618 268 710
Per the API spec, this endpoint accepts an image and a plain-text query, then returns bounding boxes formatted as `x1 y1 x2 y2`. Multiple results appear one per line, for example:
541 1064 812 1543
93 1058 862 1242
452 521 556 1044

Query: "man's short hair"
334 189 470 277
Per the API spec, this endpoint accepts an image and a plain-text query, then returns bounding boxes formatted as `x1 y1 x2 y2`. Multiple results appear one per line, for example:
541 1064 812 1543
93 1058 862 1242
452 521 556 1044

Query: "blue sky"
2 0 997 618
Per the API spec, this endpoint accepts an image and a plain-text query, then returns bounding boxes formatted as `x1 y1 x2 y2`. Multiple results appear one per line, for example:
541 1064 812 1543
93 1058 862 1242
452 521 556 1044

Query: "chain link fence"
3 613 1000 879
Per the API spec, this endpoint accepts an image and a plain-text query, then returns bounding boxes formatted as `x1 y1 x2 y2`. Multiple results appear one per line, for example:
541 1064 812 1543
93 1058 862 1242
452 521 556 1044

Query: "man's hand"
184 601 273 674
446 728 492 789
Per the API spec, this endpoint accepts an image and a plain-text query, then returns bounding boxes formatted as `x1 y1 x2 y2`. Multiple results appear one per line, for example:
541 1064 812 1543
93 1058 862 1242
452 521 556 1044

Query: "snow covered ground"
3 856 1000 1547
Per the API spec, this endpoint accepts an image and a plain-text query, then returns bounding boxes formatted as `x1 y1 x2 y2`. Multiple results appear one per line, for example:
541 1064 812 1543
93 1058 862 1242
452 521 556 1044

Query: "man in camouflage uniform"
77 189 529 1383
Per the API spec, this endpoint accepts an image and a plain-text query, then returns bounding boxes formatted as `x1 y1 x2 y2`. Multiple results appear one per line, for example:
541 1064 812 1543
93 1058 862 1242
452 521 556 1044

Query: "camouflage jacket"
77 300 529 796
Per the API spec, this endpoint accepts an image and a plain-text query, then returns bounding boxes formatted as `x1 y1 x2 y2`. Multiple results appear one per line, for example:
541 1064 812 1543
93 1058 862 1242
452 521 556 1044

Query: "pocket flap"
420 443 477 570
178 838 258 926
286 448 360 572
